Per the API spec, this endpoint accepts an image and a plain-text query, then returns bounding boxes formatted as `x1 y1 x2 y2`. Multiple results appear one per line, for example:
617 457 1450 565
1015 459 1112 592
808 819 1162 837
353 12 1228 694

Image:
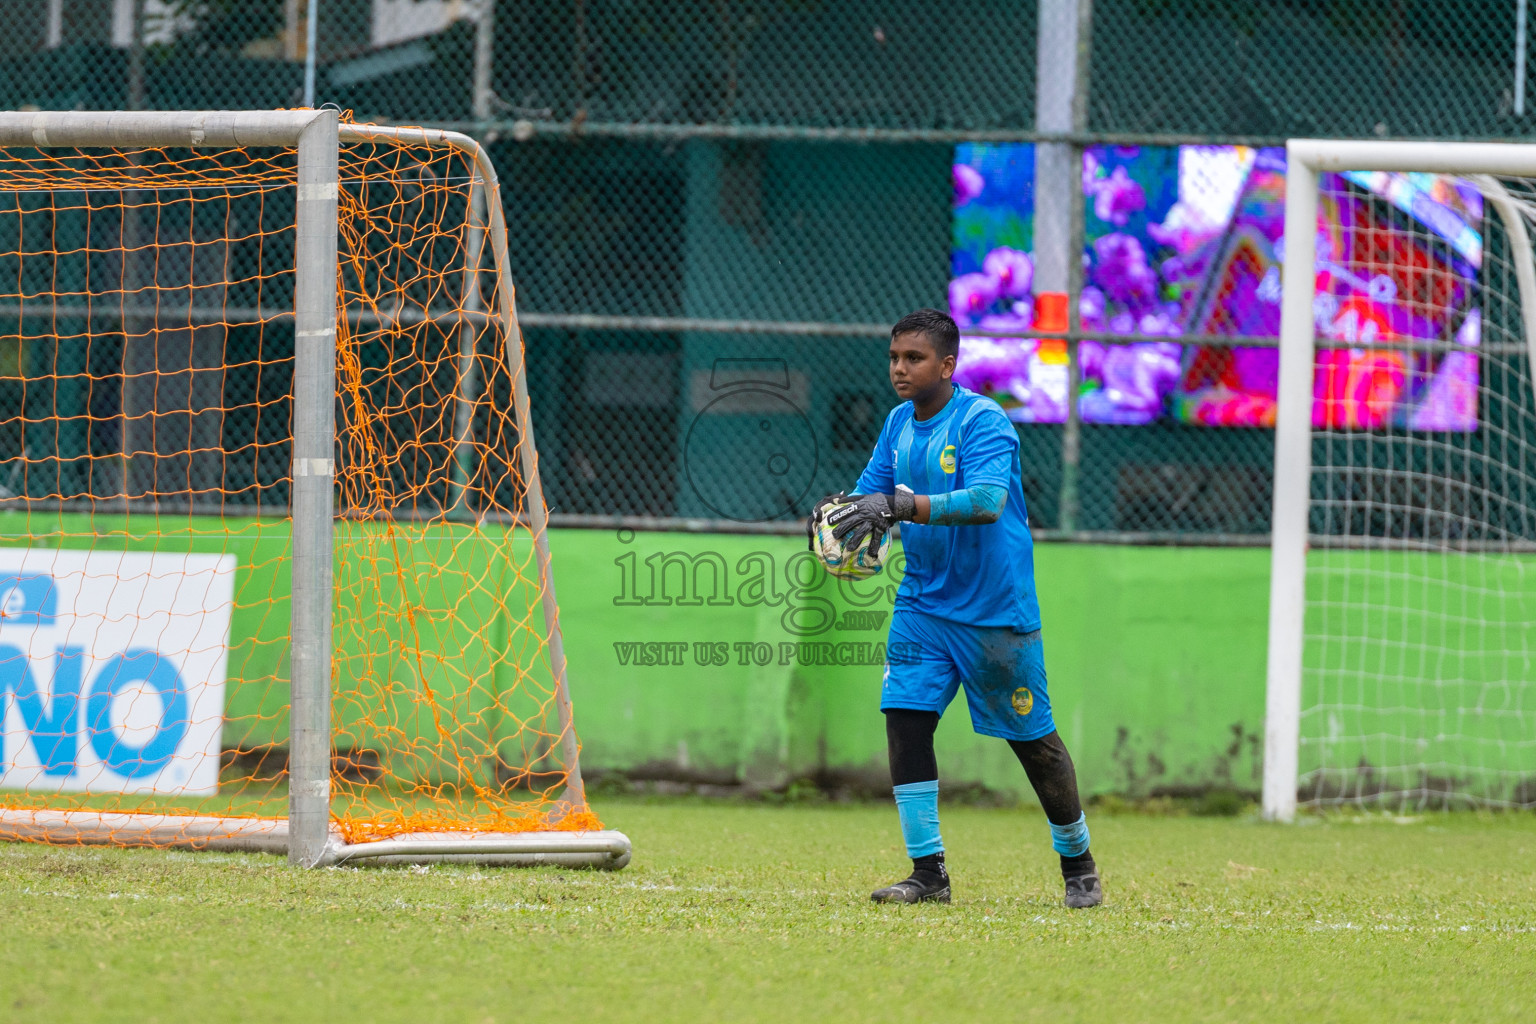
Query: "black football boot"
1063 871 1103 909
870 853 951 904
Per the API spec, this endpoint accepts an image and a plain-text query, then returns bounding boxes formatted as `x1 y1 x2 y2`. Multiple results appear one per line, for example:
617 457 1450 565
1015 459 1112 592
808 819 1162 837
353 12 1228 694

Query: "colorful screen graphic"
950 144 1483 429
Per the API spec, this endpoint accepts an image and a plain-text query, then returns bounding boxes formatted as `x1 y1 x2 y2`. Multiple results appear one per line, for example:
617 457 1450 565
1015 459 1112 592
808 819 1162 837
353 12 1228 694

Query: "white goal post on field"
0 109 629 869
1265 139 1536 821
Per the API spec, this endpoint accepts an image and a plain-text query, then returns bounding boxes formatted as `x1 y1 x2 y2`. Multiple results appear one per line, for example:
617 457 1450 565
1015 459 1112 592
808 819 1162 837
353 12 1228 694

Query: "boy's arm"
820 404 1017 543
910 484 1007 525
833 479 1006 540
925 405 1018 525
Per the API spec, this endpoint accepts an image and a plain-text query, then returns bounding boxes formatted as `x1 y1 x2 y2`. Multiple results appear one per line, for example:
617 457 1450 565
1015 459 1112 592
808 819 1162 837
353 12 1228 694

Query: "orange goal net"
0 111 623 867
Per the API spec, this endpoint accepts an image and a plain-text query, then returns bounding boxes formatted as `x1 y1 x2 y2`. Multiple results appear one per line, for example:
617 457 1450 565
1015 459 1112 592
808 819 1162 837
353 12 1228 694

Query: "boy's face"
888 330 955 402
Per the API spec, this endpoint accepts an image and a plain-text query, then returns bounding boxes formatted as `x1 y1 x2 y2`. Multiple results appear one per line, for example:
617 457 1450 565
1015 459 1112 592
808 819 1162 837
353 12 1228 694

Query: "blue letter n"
0 645 84 776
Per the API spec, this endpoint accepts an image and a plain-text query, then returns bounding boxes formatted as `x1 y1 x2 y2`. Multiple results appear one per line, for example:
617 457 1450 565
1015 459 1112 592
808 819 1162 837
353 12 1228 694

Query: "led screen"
950 144 1483 429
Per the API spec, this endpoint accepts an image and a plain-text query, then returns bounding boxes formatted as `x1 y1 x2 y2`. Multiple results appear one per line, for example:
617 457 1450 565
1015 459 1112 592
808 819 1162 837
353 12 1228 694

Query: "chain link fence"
0 0 1527 538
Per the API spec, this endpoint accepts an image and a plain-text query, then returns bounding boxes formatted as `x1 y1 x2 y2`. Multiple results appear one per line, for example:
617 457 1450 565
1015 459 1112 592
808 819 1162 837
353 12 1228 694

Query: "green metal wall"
560 529 1274 799
0 513 1272 800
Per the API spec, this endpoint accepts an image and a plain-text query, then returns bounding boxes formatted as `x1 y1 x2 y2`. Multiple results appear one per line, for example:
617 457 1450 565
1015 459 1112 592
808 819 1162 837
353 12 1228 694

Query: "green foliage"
159 0 287 54
1 802 1533 1022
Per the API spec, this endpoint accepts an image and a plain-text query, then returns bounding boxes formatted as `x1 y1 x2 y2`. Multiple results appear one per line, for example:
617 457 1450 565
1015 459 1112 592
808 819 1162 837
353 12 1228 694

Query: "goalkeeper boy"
809 307 1101 908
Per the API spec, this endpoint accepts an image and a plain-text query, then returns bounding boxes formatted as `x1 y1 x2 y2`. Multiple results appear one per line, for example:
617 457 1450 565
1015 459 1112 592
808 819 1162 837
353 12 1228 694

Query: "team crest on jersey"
1011 687 1033 715
940 445 957 473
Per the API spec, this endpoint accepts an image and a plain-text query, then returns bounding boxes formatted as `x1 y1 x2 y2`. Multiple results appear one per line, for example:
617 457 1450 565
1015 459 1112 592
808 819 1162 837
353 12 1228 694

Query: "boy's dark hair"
891 308 961 361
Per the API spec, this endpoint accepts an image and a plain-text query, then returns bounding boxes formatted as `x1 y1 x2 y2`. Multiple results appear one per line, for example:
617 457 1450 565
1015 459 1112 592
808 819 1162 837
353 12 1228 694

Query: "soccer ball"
813 502 890 580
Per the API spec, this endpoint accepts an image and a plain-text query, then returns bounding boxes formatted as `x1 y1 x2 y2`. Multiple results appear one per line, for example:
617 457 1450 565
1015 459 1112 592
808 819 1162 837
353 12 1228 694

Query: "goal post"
1265 139 1536 820
0 110 629 868
292 110 340 868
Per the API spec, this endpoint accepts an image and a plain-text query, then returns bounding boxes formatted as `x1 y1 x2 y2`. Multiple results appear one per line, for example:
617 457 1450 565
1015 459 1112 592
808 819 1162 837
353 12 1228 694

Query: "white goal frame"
0 110 630 869
1264 139 1536 822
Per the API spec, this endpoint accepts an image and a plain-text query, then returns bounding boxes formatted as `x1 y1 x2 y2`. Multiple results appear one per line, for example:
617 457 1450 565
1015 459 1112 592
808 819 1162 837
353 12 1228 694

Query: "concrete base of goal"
0 809 632 869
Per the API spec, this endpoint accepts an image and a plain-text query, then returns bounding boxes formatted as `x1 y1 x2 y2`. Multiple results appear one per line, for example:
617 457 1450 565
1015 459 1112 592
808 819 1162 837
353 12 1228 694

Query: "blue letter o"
87 650 190 779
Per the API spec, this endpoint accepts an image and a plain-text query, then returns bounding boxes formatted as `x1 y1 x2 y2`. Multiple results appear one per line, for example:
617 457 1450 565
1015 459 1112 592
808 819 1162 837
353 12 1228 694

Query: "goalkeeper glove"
806 492 847 550
826 489 917 550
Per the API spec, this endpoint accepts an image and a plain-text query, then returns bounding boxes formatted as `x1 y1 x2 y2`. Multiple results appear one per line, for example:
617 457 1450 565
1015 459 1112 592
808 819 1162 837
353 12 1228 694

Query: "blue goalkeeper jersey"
853 384 1040 632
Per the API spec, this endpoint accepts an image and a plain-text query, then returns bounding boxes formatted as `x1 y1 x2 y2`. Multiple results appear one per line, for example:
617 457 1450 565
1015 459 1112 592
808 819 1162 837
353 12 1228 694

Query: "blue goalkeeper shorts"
881 608 1056 742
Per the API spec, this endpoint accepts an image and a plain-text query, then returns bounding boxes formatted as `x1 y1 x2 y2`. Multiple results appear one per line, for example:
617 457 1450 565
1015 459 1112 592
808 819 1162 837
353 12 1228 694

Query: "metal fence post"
289 108 339 866
1059 148 1086 533
474 0 498 122
125 0 146 111
1037 0 1093 531
304 0 320 108
1517 0 1529 118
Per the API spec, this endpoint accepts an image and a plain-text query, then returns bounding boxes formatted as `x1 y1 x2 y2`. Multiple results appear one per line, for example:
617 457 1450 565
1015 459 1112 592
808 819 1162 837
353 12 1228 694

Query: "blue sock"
1049 812 1090 857
893 780 943 858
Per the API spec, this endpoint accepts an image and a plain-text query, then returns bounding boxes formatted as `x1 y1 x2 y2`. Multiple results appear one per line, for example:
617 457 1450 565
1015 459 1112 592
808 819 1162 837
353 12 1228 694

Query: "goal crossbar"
0 110 628 869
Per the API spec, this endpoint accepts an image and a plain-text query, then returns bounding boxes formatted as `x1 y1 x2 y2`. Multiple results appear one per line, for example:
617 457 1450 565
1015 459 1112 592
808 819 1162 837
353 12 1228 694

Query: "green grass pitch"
2 800 1533 1022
